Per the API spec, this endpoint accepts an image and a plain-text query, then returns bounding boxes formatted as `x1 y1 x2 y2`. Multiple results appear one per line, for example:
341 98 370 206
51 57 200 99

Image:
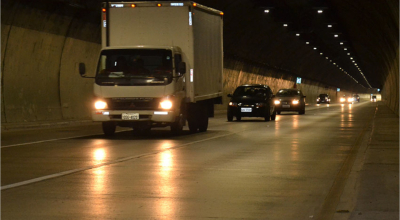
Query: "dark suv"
227 84 276 121
317 94 330 104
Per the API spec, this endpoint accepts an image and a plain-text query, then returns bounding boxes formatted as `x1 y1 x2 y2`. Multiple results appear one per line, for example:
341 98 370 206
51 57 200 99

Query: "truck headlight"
274 100 281 105
292 100 299 105
348 98 353 102
340 98 346 102
160 100 173 110
95 100 108 110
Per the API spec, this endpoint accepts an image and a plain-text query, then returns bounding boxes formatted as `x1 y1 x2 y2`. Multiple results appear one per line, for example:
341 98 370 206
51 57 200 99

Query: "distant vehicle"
274 89 306 115
227 84 276 121
353 94 360 102
371 95 377 102
316 94 330 104
340 95 353 104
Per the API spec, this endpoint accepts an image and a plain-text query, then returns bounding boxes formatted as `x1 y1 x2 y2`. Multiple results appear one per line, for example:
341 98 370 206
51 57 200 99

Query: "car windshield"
233 87 267 97
319 94 328 98
276 89 299 97
95 49 173 86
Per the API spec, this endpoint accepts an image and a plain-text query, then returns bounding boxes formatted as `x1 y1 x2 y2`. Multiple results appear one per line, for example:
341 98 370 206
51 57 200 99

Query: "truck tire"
187 104 199 133
102 122 116 136
198 109 208 132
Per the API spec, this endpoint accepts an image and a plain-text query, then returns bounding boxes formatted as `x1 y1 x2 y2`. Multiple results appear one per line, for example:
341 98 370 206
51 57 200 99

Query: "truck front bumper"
93 110 176 124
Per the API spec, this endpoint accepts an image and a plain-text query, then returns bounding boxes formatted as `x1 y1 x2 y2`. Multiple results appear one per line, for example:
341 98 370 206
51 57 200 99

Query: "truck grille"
106 98 161 110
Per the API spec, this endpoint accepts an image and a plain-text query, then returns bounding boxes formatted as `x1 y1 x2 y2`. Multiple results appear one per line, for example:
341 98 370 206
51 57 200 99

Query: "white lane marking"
1 130 131 148
1 130 241 190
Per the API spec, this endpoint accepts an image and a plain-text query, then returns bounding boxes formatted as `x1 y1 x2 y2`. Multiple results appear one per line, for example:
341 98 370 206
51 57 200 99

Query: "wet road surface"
2 102 377 219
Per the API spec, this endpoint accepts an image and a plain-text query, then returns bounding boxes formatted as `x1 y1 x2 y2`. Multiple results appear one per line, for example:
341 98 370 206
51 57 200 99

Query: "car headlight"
317 98 320 101
95 100 108 110
292 100 299 105
274 100 281 105
340 98 346 102
348 98 353 102
160 100 173 110
229 102 238 107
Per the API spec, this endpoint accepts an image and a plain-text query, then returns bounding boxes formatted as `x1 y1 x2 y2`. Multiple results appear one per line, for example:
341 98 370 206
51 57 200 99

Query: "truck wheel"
171 115 184 134
198 114 208 132
102 122 116 136
236 116 241 121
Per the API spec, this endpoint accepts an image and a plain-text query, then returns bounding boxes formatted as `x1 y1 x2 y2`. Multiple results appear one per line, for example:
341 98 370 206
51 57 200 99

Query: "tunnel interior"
1 0 398 124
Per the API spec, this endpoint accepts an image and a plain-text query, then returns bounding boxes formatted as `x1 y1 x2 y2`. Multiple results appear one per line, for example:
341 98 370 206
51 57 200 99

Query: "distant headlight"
160 100 173 110
274 100 281 105
348 98 353 102
95 100 108 110
340 98 346 102
292 100 299 105
317 98 320 101
229 102 238 107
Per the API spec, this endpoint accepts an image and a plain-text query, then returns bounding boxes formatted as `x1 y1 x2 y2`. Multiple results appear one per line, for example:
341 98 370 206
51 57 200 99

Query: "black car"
227 84 276 121
317 94 330 104
353 94 360 102
274 89 306 114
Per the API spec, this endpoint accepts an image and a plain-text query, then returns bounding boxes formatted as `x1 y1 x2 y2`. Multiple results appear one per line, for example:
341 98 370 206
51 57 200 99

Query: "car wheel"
102 122 116 136
227 115 233 122
271 111 276 120
299 109 305 115
264 108 271 121
276 111 281 115
236 116 241 121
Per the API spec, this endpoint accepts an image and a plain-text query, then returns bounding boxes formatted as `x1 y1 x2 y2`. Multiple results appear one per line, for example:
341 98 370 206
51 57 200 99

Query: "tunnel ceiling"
4 0 398 91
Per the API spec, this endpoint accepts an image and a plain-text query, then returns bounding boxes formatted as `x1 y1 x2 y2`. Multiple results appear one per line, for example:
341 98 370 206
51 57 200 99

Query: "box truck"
79 1 223 135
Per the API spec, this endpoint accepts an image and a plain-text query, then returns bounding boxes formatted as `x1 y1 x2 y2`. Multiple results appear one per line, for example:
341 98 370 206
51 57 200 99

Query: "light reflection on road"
158 141 175 217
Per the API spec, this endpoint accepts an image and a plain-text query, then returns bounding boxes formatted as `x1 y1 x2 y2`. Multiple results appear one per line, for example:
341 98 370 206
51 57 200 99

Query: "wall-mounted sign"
296 77 302 84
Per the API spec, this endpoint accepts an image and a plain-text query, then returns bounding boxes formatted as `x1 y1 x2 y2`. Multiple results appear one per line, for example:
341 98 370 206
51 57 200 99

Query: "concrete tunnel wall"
0 3 388 124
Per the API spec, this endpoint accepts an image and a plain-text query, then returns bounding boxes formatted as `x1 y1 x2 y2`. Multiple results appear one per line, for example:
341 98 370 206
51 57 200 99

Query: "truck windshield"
95 49 173 86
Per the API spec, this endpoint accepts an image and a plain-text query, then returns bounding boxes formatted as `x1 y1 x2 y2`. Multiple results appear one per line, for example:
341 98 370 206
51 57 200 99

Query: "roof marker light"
193 3 197 7
131 4 136 8
171 3 184 6
102 8 106 12
157 3 162 7
220 12 224 15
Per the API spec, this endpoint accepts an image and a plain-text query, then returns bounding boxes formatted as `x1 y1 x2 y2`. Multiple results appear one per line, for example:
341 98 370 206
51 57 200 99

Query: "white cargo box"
102 1 223 103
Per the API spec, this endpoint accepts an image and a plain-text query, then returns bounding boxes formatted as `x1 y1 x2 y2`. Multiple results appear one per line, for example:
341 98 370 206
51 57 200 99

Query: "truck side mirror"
178 62 186 75
79 63 86 76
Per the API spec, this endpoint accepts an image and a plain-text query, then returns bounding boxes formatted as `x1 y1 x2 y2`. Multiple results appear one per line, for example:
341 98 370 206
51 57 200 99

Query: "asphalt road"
1 102 377 220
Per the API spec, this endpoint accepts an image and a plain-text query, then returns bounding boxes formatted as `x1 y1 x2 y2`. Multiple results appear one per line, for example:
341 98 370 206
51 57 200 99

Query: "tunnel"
1 0 398 123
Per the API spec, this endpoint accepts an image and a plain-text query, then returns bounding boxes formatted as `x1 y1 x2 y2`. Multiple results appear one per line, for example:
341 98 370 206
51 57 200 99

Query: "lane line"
315 105 377 220
1 130 241 191
1 129 131 148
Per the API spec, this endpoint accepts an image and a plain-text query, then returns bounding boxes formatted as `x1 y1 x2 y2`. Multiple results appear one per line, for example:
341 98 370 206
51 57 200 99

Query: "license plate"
241 108 252 112
282 105 290 108
122 113 139 120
